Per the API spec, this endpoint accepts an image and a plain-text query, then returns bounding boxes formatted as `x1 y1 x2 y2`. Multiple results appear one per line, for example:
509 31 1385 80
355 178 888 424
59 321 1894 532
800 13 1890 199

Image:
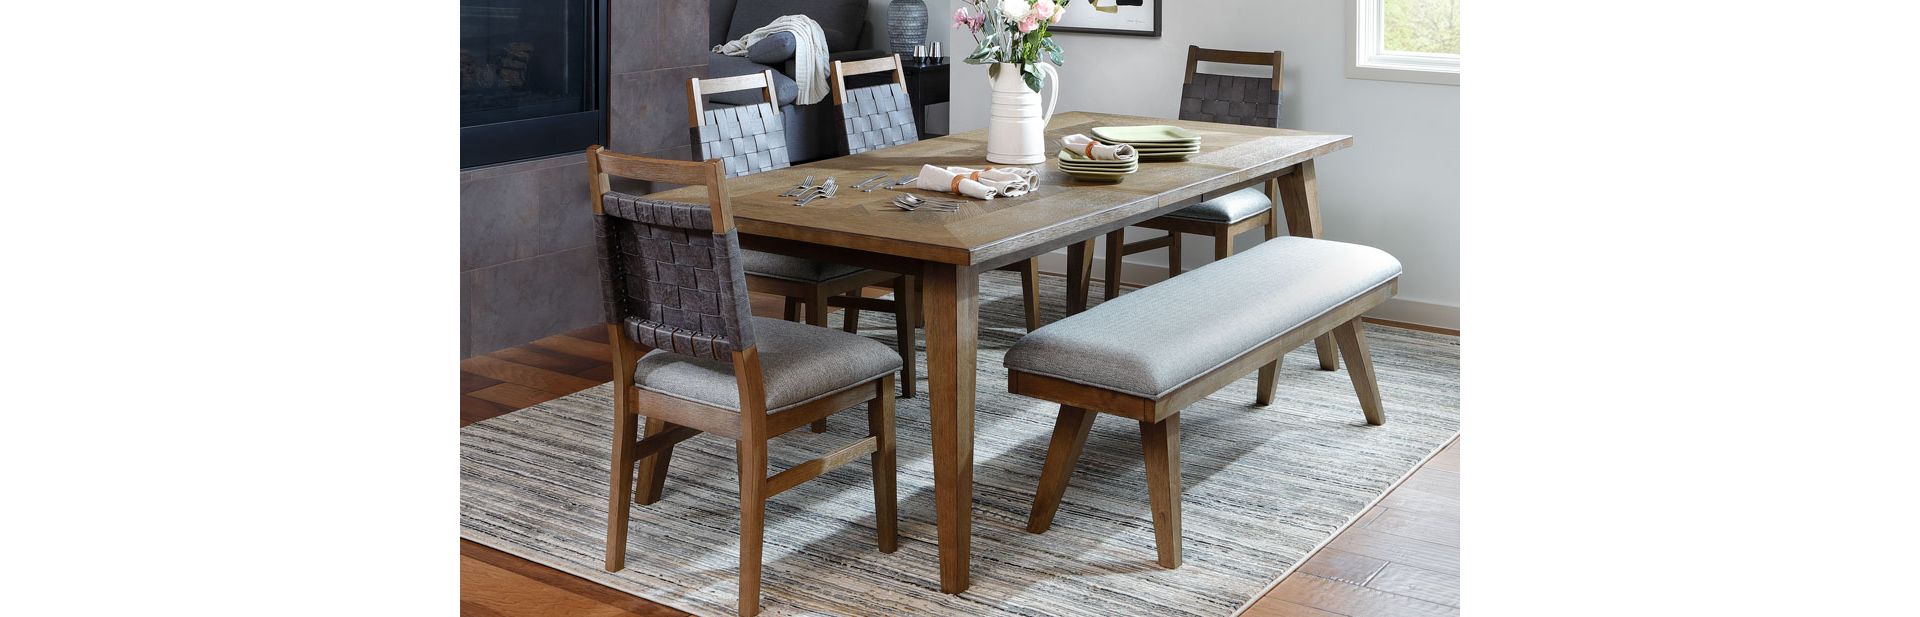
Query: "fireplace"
460 0 605 168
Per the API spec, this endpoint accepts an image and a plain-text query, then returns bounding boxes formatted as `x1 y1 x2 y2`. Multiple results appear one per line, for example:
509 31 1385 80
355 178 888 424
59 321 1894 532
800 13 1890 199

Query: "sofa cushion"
633 317 902 413
746 31 798 64
705 54 798 107
727 0 866 51
1003 237 1402 399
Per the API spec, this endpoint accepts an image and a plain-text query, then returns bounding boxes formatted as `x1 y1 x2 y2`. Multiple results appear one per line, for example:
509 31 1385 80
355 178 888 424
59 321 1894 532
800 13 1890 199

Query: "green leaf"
1023 70 1043 93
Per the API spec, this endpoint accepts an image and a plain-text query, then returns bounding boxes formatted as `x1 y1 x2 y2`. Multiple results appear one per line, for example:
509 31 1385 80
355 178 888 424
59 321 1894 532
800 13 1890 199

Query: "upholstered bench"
1003 236 1402 568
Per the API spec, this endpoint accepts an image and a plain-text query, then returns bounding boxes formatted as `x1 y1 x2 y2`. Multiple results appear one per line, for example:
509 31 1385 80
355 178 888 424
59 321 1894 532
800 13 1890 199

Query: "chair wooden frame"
590 147 898 617
689 72 920 403
1103 46 1338 370
830 55 1044 333
1013 275 1395 569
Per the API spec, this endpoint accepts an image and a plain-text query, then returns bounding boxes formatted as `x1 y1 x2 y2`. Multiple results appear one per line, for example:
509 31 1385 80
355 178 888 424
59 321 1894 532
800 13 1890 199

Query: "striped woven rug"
461 270 1460 616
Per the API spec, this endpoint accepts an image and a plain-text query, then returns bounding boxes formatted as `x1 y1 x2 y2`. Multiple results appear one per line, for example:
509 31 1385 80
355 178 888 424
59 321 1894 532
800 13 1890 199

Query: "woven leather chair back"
693 102 791 177
687 70 791 178
1177 46 1283 128
594 191 756 361
839 82 918 154
831 56 919 155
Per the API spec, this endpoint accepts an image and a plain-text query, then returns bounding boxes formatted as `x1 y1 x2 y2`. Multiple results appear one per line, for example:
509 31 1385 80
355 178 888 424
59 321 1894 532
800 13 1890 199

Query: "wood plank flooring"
459 288 1461 617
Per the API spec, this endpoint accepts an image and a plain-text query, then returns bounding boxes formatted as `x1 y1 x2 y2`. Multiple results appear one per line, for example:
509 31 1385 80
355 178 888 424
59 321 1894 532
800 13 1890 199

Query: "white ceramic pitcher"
985 62 1060 165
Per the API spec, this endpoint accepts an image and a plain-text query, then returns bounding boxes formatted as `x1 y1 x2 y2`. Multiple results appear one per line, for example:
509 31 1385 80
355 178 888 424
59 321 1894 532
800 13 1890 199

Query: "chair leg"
842 290 863 333
737 438 768 617
1255 360 1279 406
870 375 899 552
783 297 800 322
605 406 639 571
1332 319 1386 425
1066 240 1096 316
1027 405 1097 533
806 292 831 433
893 276 917 399
1103 229 1124 300
1166 232 1183 278
1018 258 1042 331
1139 412 1182 569
1214 229 1233 262
633 417 674 504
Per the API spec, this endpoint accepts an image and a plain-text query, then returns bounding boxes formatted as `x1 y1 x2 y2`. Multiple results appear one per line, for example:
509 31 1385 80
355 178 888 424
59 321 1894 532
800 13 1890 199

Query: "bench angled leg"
1255 360 1279 406
1027 405 1097 533
1140 413 1182 569
1332 318 1386 425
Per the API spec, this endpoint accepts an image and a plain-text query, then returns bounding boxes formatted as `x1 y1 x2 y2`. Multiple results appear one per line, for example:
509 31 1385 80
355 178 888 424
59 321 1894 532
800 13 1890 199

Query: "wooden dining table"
647 110 1353 594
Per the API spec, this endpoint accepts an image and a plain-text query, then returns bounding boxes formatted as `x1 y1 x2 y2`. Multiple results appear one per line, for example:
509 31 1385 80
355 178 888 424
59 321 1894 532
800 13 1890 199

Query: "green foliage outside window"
1384 0 1460 55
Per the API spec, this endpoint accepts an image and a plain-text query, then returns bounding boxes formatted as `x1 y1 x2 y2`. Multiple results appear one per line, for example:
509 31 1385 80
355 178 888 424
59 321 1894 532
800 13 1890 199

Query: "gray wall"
945 0 1460 328
460 0 709 357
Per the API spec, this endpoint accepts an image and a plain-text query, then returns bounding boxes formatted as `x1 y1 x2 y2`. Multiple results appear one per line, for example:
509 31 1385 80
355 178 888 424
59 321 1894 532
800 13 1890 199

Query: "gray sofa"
707 0 889 163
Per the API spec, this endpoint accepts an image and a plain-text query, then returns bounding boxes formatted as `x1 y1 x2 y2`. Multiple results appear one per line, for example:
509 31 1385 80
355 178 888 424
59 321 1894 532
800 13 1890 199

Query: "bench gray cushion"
1004 237 1400 399
634 317 902 413
1164 186 1272 223
742 249 865 282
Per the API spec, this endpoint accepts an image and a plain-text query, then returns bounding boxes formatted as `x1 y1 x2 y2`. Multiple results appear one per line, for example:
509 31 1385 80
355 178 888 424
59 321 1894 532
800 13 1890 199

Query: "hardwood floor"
459 290 1460 617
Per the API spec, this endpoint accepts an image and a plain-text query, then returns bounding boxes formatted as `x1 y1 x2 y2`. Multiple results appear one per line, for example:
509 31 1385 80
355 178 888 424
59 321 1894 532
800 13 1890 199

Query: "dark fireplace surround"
460 0 608 169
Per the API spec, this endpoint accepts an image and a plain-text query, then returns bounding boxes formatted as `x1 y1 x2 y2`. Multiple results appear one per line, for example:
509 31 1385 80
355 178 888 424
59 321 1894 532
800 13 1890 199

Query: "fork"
892 197 958 212
892 193 961 211
868 174 919 192
795 178 839 205
778 175 816 197
851 174 889 192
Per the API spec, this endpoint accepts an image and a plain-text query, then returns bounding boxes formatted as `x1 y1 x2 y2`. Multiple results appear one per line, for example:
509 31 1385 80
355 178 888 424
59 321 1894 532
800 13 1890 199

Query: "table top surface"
645 111 1352 267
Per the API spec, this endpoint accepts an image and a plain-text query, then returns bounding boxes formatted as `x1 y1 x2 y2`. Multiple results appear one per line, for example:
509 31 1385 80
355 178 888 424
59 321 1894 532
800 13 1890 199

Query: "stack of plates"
1090 125 1202 162
1055 147 1138 181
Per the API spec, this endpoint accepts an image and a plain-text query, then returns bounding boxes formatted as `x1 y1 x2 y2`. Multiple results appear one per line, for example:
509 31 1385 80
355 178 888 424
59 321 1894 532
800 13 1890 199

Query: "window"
1347 0 1460 85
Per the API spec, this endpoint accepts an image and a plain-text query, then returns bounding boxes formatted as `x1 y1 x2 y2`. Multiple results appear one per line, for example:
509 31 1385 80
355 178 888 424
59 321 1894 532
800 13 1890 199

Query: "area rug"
461 270 1460 616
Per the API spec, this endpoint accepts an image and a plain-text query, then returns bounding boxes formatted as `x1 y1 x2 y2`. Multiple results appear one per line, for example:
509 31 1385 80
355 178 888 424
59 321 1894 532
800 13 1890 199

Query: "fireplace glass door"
460 0 603 168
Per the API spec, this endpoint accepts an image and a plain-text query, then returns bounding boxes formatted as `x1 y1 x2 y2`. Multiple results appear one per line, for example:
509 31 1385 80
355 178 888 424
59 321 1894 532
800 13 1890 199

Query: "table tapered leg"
1065 240 1096 316
1278 160 1340 370
921 263 978 594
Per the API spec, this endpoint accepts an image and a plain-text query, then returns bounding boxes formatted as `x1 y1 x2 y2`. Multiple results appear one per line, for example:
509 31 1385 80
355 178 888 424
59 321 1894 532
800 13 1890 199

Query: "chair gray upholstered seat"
1163 186 1273 223
741 249 865 282
634 317 903 413
1004 237 1401 399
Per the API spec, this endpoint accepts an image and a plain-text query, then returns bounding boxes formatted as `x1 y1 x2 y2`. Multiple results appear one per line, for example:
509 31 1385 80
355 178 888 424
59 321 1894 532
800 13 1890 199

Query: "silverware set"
891 192 962 212
779 173 957 210
793 177 838 205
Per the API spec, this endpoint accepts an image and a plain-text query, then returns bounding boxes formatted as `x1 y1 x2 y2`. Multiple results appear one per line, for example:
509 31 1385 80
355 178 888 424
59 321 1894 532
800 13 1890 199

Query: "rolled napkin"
916 164 999 200
944 166 1040 197
1061 134 1137 161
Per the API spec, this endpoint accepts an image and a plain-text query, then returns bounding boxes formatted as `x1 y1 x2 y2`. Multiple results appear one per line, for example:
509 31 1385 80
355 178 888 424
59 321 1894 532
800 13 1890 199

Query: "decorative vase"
887 0 928 55
985 63 1061 165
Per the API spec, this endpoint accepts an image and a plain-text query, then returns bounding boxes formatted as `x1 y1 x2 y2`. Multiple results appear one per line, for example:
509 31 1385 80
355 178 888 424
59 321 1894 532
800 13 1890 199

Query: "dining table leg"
1277 160 1341 370
921 262 978 594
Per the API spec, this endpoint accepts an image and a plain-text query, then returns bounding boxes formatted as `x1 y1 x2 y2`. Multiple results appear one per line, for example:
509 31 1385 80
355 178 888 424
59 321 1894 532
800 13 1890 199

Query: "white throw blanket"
712 15 831 105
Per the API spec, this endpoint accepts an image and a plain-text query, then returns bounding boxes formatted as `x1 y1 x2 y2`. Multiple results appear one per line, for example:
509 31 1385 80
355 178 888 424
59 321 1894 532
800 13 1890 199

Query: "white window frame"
1346 0 1460 86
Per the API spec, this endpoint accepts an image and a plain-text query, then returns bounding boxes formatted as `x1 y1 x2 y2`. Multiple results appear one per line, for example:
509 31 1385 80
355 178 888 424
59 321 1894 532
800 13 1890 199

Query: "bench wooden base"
1010 277 1396 568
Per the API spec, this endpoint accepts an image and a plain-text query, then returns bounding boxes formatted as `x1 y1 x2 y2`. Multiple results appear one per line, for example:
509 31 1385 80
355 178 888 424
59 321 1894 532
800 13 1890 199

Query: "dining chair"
589 147 899 617
1101 46 1285 299
829 55 1044 332
688 70 920 402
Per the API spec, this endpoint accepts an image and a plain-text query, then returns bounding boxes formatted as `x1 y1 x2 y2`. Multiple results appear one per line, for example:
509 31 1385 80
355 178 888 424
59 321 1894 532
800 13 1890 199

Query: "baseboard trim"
1033 253 1459 333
